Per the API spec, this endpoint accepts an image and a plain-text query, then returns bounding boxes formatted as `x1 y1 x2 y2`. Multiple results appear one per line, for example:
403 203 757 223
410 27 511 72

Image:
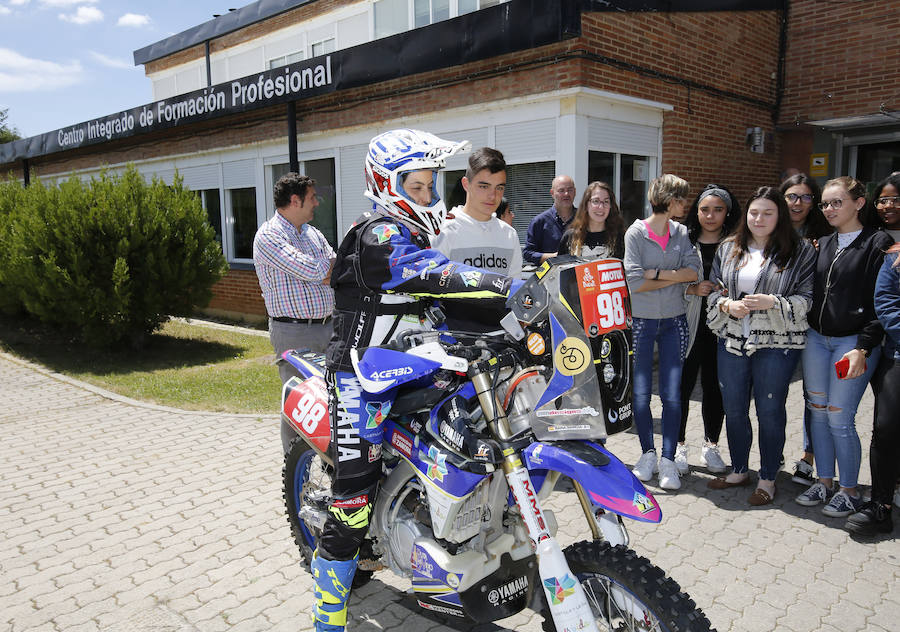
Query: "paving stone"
1 351 894 632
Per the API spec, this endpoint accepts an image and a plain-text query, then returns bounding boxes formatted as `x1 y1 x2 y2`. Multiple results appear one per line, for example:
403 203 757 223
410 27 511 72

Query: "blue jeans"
803 329 880 488
632 315 689 461
717 343 801 481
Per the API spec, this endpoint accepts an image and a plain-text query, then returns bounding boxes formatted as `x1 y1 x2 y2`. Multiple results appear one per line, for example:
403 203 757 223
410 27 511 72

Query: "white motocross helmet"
364 129 470 238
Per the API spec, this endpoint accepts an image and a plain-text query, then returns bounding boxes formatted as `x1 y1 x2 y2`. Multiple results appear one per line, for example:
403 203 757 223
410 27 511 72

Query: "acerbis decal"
369 366 413 380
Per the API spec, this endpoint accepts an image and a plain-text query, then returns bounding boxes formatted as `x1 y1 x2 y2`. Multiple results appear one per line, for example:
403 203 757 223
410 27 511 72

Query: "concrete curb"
0 348 279 421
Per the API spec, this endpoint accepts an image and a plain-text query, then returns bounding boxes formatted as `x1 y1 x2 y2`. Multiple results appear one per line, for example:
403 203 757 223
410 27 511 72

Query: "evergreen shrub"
0 167 228 346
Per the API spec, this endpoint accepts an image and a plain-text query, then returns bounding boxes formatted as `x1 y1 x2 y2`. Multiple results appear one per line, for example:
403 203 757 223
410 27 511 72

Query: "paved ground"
1 349 898 632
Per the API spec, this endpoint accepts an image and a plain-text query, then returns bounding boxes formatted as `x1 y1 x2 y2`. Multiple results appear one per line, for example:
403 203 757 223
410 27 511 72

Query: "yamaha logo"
487 576 528 604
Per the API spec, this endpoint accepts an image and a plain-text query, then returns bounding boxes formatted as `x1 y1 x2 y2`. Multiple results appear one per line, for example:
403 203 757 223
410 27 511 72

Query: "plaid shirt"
253 212 335 319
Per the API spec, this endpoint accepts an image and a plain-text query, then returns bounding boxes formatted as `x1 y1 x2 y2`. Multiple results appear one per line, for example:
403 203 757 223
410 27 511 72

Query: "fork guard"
523 441 661 523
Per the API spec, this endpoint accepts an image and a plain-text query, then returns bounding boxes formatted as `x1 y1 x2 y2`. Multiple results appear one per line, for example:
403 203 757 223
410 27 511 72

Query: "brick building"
1 0 898 320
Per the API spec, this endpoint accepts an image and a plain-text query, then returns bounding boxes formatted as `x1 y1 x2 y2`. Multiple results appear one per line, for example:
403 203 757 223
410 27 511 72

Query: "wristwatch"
855 348 871 358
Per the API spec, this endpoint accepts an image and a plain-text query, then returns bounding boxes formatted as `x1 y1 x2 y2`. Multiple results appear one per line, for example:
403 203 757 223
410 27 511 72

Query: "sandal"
707 476 751 490
748 487 774 506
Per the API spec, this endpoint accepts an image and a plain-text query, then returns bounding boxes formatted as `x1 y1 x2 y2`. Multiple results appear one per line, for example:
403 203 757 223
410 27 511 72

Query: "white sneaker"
632 450 658 482
658 457 682 490
700 443 727 473
674 444 690 475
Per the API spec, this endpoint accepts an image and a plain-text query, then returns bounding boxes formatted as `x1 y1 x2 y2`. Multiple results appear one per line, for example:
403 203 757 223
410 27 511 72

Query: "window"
311 38 336 58
414 0 449 28
269 51 305 70
199 189 223 249
376 0 507 38
228 188 258 261
589 151 650 227
269 159 338 249
375 0 408 39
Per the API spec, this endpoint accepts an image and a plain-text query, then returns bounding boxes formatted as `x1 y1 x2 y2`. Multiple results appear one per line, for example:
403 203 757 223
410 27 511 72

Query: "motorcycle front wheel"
541 540 713 632
282 436 373 587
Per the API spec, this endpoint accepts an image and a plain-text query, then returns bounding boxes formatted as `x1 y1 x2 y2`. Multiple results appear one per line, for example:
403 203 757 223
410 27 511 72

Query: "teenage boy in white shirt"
433 147 523 277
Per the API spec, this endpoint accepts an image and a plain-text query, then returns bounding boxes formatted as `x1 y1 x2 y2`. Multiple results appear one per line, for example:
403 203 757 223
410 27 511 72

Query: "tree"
0 108 21 144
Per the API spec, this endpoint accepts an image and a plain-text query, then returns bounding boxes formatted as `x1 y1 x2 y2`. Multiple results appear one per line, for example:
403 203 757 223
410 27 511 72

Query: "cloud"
9 0 31 6
0 47 84 92
58 6 103 24
117 13 150 28
42 0 99 6
88 51 131 70
0 7 11 14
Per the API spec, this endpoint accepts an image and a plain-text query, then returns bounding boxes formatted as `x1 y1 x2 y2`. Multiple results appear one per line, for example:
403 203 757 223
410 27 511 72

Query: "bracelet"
654 268 660 280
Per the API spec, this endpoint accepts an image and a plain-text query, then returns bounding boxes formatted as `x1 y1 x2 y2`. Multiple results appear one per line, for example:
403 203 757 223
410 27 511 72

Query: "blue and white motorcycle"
281 258 712 632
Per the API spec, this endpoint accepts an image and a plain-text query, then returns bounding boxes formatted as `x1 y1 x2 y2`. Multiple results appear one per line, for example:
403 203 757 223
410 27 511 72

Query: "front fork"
503 455 600 632
470 362 601 632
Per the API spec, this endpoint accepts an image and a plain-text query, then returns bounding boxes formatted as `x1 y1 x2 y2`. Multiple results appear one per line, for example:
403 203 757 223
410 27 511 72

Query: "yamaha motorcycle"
281 258 713 632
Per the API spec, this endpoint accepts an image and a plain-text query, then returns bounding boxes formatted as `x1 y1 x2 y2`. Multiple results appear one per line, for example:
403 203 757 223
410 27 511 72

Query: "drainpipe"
205 40 212 87
22 159 29 187
288 102 299 173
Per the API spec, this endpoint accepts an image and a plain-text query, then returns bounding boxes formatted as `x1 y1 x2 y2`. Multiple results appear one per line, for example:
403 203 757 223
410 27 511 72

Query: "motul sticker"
284 376 330 454
526 332 546 355
575 259 630 337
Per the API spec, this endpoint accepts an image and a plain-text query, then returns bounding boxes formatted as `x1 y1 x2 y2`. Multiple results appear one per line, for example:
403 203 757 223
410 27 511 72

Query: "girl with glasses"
778 173 833 488
559 181 625 259
873 173 900 243
780 173 832 243
795 176 894 517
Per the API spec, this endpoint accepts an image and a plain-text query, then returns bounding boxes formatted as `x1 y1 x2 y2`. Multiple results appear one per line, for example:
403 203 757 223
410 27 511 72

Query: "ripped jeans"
717 342 801 481
802 329 880 489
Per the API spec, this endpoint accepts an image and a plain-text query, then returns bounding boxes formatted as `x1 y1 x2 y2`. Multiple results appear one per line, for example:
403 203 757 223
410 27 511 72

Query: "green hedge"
0 167 228 346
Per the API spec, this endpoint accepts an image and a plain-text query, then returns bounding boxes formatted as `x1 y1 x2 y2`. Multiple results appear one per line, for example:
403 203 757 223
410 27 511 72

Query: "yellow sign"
553 336 591 376
810 153 828 177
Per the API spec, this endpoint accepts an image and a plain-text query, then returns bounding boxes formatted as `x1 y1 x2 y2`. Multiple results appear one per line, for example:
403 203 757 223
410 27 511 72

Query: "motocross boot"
311 549 358 632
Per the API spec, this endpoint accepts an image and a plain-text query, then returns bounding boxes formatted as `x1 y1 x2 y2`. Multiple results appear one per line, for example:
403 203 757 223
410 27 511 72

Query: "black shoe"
845 501 893 535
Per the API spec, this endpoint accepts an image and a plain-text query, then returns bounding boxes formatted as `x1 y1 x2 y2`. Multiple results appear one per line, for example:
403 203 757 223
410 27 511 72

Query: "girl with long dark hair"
559 181 625 259
705 187 816 506
674 184 740 475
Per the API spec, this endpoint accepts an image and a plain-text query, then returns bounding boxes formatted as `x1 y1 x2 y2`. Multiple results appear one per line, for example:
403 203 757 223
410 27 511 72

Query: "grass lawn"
0 316 282 414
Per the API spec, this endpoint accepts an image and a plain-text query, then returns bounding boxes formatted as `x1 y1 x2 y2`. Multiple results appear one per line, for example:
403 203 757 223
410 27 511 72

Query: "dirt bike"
281 257 713 632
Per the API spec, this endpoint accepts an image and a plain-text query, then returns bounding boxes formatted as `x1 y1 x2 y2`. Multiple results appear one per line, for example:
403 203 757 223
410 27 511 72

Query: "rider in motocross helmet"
311 129 521 632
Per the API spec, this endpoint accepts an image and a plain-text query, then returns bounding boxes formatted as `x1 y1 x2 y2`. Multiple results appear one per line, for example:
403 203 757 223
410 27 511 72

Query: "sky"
0 0 234 138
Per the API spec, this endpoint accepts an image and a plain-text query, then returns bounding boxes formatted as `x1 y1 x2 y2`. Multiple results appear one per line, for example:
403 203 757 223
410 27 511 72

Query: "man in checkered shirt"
254 172 335 450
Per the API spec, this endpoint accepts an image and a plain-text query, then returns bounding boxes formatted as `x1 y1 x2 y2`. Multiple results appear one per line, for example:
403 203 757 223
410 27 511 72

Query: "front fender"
523 441 661 523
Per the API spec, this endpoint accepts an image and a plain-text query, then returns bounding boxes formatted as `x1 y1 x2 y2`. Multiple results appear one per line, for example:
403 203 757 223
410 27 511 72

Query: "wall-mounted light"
746 126 765 154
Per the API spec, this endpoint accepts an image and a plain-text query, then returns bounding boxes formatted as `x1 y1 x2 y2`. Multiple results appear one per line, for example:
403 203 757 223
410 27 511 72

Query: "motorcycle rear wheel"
282 436 373 588
541 540 712 632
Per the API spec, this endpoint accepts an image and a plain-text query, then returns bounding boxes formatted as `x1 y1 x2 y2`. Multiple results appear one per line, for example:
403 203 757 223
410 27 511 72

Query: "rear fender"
282 375 332 465
523 441 661 523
